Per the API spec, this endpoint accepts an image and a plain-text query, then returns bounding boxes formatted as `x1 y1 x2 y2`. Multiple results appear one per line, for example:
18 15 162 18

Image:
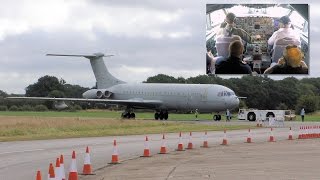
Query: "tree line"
145 74 320 113
1 74 320 113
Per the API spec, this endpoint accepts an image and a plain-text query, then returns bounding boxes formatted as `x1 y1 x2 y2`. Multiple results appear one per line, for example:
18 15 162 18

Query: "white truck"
238 109 295 121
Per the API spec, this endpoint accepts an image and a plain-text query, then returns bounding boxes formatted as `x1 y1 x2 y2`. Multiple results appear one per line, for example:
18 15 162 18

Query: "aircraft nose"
229 96 239 109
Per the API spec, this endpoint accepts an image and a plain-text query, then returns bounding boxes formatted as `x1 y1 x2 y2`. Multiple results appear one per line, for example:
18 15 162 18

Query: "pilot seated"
215 40 252 74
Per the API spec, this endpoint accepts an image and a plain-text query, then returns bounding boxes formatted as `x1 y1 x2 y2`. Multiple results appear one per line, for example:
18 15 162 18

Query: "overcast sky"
0 0 319 94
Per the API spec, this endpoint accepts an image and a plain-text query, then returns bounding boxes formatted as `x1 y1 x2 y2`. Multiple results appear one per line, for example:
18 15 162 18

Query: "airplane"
206 4 309 74
8 53 240 120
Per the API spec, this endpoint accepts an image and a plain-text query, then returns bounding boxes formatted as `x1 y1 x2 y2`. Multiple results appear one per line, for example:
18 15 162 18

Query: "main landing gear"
154 110 168 120
121 108 135 119
213 114 222 121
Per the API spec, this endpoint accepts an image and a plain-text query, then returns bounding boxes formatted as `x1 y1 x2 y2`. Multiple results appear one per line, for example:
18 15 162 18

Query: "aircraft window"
265 6 290 17
290 11 305 30
209 9 225 27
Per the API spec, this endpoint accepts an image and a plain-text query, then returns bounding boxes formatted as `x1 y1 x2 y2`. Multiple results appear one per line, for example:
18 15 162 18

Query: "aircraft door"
201 87 208 102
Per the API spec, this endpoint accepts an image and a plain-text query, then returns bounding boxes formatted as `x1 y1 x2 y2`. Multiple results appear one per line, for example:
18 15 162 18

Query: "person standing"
300 108 305 122
195 109 199 121
226 109 231 122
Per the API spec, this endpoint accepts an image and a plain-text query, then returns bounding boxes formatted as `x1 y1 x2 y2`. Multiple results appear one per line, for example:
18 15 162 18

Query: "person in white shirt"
268 16 301 48
300 108 305 122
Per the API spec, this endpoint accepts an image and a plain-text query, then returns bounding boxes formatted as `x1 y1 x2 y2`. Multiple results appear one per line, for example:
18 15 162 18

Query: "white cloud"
0 0 319 94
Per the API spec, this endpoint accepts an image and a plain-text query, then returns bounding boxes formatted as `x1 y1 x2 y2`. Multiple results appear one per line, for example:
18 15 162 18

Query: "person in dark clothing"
218 13 253 44
215 40 252 74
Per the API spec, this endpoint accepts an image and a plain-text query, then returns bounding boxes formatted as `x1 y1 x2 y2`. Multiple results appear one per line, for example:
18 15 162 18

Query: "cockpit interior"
206 4 309 74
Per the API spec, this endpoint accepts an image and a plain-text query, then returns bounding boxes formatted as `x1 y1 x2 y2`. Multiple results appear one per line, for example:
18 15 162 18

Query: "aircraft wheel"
121 112 126 119
130 113 135 119
154 112 159 120
248 113 256 121
164 111 168 120
213 115 218 121
159 111 164 120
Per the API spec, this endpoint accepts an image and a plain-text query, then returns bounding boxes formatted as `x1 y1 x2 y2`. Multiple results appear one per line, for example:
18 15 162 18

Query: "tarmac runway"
0 121 318 180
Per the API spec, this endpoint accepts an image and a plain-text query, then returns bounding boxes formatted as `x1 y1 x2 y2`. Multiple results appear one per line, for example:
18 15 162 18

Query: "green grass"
0 110 216 120
0 110 319 142
0 116 254 142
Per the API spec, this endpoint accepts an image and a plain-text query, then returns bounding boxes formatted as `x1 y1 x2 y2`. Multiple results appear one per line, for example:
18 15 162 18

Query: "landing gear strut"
155 110 168 120
121 108 135 119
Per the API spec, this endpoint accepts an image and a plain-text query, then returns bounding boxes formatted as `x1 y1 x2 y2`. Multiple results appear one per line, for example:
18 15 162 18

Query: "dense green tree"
64 84 89 98
296 95 319 113
26 75 64 97
144 74 179 83
0 90 7 97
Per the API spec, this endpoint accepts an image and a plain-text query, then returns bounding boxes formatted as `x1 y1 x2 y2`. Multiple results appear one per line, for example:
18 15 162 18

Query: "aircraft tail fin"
47 53 125 88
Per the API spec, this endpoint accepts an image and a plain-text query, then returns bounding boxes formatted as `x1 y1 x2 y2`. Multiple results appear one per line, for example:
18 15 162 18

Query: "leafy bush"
21 105 33 111
0 105 7 111
9 105 19 111
74 105 82 111
34 105 48 111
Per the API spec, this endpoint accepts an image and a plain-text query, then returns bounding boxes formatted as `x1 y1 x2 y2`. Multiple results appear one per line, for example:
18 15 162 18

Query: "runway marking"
0 149 45 155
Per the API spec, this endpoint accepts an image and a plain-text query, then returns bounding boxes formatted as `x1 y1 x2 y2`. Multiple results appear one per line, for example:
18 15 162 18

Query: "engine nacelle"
82 89 113 99
104 91 112 98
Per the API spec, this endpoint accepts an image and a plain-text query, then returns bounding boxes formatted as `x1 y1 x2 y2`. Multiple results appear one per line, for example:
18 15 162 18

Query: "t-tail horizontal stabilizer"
46 53 114 59
46 53 125 89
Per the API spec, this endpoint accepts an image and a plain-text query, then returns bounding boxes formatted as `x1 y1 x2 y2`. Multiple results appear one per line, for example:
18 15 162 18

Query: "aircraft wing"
7 97 163 109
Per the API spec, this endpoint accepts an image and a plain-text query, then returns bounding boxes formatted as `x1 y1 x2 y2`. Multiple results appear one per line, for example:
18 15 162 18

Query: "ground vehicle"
238 109 295 121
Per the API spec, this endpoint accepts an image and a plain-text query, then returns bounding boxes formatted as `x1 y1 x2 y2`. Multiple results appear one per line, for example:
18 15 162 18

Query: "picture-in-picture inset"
206 4 309 75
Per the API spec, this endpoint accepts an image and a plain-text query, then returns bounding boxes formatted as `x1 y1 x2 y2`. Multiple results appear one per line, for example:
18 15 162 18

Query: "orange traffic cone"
159 134 167 154
110 140 119 164
48 163 55 180
298 126 302 139
186 132 193 149
55 157 62 180
82 146 94 175
60 155 66 180
268 128 276 142
201 131 209 148
36 170 41 180
141 136 151 157
288 127 293 140
176 132 185 151
221 129 228 145
68 151 78 180
246 129 252 143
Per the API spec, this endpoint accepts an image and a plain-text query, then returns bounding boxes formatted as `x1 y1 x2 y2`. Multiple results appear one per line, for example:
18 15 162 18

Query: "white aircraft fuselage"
83 83 239 113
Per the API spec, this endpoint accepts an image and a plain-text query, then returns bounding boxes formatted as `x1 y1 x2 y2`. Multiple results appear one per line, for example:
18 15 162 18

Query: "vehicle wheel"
154 112 159 120
266 112 275 118
248 113 256 121
164 111 168 120
218 115 221 121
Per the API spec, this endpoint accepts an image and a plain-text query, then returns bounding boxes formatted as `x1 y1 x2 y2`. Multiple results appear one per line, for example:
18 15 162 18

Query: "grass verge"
0 116 255 142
